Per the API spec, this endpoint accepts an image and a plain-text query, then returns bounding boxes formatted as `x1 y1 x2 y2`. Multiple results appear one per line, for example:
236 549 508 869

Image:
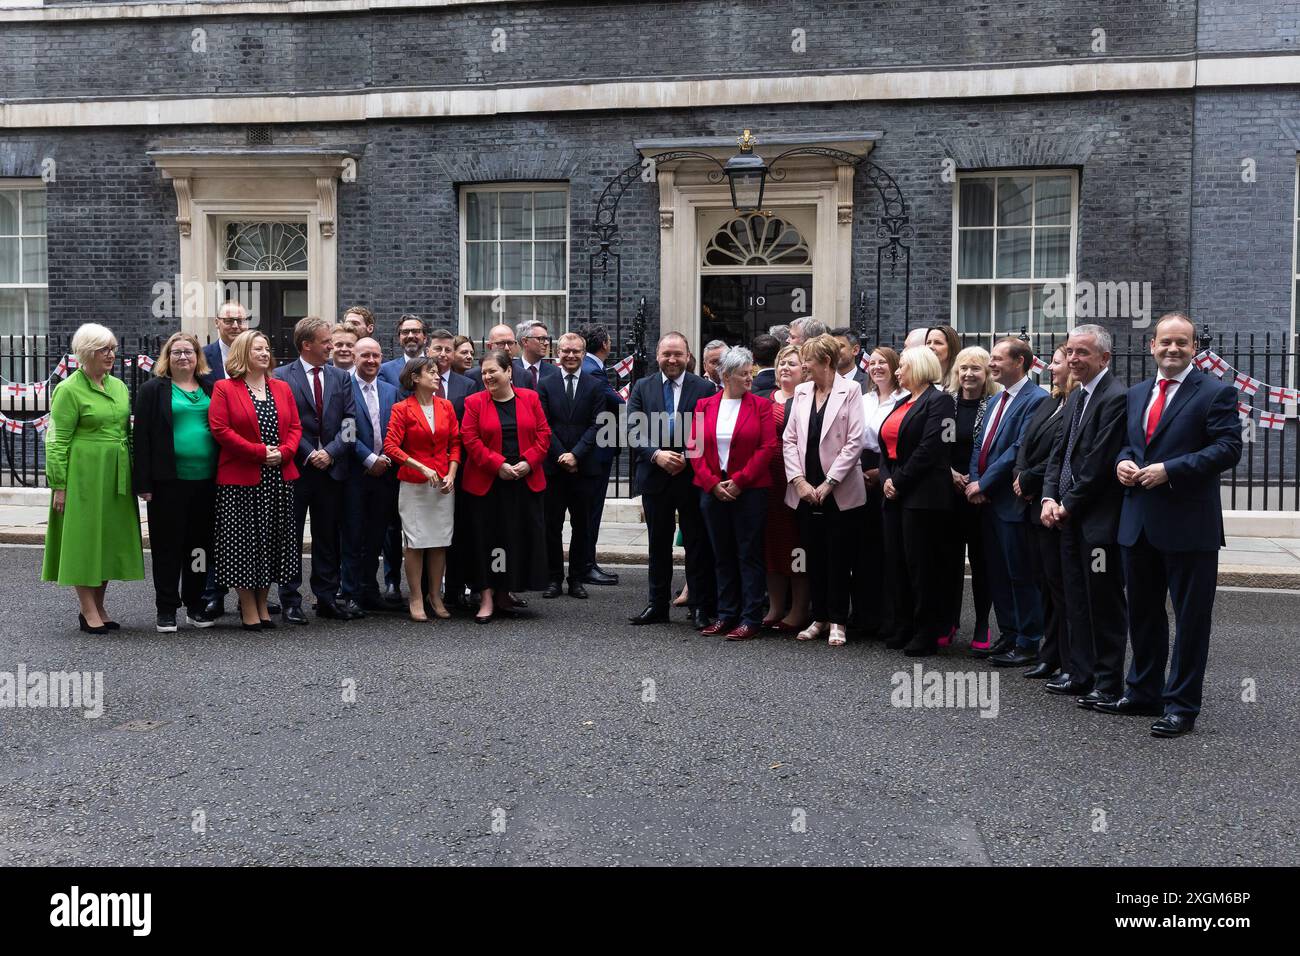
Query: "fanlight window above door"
223 221 309 273
702 213 811 267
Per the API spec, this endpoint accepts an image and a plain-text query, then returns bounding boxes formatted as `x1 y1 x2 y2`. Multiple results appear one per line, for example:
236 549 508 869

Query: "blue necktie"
662 376 676 445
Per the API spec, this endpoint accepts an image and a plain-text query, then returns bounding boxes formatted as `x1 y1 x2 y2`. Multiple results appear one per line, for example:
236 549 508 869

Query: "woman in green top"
42 323 145 633
132 331 220 634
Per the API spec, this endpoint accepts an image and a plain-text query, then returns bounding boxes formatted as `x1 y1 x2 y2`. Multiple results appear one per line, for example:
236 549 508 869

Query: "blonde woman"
944 346 1002 651
763 344 809 630
43 323 145 633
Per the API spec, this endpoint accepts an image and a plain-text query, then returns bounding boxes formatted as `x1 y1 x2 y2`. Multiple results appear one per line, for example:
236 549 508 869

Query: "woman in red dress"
763 345 808 631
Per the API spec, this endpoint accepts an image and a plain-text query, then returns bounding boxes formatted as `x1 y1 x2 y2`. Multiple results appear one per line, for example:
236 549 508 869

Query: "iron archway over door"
583 145 913 373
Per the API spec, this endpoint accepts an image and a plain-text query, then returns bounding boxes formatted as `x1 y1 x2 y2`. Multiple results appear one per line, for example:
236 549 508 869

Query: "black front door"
239 280 308 360
700 274 813 346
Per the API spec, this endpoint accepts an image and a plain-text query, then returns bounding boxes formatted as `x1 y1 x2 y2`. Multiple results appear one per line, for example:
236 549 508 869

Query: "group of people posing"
41 307 1239 736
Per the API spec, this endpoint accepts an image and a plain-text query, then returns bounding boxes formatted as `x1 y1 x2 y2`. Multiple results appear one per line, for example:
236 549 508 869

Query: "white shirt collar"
299 356 324 377
1082 366 1109 395
662 371 682 387
1159 364 1194 386
1002 375 1029 400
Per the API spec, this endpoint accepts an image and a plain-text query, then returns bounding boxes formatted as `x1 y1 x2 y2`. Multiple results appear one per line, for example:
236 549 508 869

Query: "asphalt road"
1 545 1296 866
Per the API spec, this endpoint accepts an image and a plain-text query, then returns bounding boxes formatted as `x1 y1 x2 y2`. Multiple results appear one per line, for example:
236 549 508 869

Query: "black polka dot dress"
214 384 299 589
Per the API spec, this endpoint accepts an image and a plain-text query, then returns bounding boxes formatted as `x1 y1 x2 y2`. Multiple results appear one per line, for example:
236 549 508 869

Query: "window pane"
1035 176 1072 226
502 296 531 324
500 242 531 290
959 178 994 227
26 289 47 336
534 191 566 240
466 242 496 290
466 297 497 340
0 288 22 336
997 177 1033 227
958 229 993 279
534 241 566 290
1034 227 1071 278
21 190 46 236
466 192 497 241
997 228 1032 278
0 237 18 283
534 295 565 328
22 237 47 283
0 193 17 235
500 192 532 241
1036 285 1068 335
955 286 991 334
994 285 1034 334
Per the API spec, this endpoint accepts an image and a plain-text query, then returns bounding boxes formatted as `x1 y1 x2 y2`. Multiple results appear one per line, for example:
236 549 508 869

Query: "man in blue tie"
1099 313 1242 737
577 323 624 586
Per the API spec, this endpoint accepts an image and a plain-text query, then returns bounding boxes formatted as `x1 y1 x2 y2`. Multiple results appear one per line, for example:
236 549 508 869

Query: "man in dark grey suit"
749 334 780 399
1040 324 1129 707
274 316 360 623
831 327 870 394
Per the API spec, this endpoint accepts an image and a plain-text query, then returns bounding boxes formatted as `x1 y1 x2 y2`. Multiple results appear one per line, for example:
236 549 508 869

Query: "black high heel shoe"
78 613 109 635
242 621 263 632
260 619 276 630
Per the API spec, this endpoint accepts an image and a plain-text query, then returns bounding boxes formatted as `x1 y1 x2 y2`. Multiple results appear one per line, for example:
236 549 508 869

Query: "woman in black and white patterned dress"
208 330 302 631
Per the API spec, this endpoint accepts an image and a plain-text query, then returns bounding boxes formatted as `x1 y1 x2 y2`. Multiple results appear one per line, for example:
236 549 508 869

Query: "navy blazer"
583 352 625 464
443 369 473 421
377 356 410 392
751 367 777 399
537 369 606 477
273 359 357 481
1116 369 1242 552
969 380 1049 521
626 370 715 496
1042 368 1128 545
200 340 227 387
350 375 399 479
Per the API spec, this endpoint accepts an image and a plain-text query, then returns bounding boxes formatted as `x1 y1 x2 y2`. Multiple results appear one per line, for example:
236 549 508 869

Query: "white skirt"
398 479 455 549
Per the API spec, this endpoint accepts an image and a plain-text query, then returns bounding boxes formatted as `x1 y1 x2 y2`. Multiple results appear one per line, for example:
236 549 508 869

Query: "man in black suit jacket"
273 316 360 623
426 327 474 416
832 328 870 394
537 332 606 600
464 322 560 393
1041 324 1129 706
626 332 717 627
1100 313 1243 737
749 333 780 399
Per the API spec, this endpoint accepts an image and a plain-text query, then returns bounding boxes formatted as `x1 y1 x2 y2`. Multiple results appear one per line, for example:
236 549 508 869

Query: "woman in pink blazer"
687 346 777 641
781 333 867 646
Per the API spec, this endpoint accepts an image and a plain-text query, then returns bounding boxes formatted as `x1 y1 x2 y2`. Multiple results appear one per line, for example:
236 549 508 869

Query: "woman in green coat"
42 322 145 633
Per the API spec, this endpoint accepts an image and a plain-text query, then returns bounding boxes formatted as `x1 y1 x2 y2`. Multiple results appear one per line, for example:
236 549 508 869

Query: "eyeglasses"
169 349 197 358
95 346 117 356
493 340 518 349
558 347 584 356
525 335 551 343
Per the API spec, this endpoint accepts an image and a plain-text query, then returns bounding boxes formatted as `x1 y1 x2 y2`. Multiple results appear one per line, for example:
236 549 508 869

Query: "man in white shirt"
701 339 727 391
831 327 870 393
201 301 249 387
514 321 562 391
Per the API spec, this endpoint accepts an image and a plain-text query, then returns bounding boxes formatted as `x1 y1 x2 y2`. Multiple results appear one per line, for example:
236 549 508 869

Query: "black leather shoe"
583 566 619 586
883 633 909 650
989 647 1038 667
902 635 937 657
1076 689 1115 710
267 602 281 616
542 582 563 599
316 601 348 620
1094 696 1164 717
629 605 670 625
1024 662 1057 679
986 635 1015 658
507 592 529 608
203 597 225 619
1045 675 1091 696
686 608 715 629
568 582 589 599
282 606 308 625
339 599 366 620
1151 713 1195 737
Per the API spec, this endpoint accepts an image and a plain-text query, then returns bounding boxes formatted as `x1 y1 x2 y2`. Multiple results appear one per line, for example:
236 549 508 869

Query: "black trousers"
847 490 881 635
1030 521 1067 670
545 470 594 584
797 500 860 626
585 455 616 571
700 487 767 627
642 472 716 615
881 499 909 642
1059 524 1128 696
443 480 471 600
1122 531 1218 718
147 478 216 614
948 494 992 637
280 467 343 608
341 473 398 603
903 508 950 646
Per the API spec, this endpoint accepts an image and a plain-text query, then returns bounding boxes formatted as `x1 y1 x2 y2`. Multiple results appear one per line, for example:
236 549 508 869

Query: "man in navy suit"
426 327 474 418
749 334 780 399
1041 324 1130 707
466 324 531 391
537 332 606 600
378 314 426 393
343 338 402 612
578 323 623 586
626 331 718 628
1099 313 1243 737
966 338 1049 667
274 316 360 623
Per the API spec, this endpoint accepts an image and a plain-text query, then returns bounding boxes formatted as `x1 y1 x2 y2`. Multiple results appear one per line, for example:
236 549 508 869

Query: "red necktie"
311 366 324 422
529 365 539 389
977 390 1010 473
1145 378 1172 444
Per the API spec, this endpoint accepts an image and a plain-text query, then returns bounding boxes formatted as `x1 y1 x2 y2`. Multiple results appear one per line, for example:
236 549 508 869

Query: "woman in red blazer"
687 346 777 640
382 356 461 621
460 350 551 623
207 330 302 630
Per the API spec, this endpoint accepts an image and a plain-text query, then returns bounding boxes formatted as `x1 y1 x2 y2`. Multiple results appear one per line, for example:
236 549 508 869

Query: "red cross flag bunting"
613 354 634 379
1267 383 1299 406
1031 356 1047 375
617 384 630 401
1233 371 1260 396
136 354 155 372
1237 401 1253 418
1259 410 1288 431
858 351 871 374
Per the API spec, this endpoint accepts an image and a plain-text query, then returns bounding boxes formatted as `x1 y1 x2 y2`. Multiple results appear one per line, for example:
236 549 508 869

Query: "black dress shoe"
1076 689 1115 710
203 598 225 619
267 602 281 616
282 606 308 625
568 582 589 599
507 592 529 608
686 608 717 629
316 601 350 620
338 599 366 620
1151 713 1195 737
582 566 619 586
542 582 564 599
883 633 909 650
1023 662 1057 679
78 613 109 635
1094 696 1164 717
629 605 670 625
989 647 1038 667
985 635 1015 658
902 635 937 657
1045 676 1091 696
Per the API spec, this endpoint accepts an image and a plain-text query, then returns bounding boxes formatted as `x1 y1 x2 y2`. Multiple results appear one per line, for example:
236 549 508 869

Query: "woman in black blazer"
1013 346 1073 679
879 345 957 656
133 332 219 632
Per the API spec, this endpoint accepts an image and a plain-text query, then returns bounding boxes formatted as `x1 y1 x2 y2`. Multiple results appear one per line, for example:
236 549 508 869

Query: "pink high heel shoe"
937 625 957 648
969 627 992 651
